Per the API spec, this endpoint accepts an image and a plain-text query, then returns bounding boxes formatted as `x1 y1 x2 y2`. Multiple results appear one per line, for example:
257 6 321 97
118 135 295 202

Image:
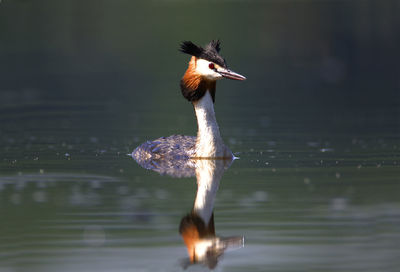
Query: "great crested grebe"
132 40 246 161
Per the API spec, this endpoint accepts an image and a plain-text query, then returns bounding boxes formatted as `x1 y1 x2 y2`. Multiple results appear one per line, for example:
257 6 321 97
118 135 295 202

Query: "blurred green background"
1 0 399 138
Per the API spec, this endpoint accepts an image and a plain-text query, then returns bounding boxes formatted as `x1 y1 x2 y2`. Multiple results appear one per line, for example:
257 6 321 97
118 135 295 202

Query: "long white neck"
193 91 230 158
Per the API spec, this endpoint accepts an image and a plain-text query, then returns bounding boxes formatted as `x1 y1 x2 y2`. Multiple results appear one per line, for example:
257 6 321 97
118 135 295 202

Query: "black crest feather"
208 39 221 52
180 41 203 58
179 40 227 68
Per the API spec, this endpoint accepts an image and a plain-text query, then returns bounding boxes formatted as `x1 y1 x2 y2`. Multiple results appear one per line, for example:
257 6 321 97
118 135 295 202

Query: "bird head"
180 40 246 102
180 40 246 81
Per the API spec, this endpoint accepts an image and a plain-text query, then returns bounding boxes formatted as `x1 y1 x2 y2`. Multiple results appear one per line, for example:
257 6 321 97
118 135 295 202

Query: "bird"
132 40 246 164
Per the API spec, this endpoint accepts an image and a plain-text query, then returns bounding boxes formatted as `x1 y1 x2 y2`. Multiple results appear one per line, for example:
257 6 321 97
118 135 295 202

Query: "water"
1 113 399 272
1 1 400 271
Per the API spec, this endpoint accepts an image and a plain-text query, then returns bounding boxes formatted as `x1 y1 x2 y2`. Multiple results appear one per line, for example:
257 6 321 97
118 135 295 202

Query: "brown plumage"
180 56 217 102
182 56 201 90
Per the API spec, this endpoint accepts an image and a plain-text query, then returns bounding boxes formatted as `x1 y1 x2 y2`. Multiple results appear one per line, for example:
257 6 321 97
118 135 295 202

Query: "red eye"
209 63 215 69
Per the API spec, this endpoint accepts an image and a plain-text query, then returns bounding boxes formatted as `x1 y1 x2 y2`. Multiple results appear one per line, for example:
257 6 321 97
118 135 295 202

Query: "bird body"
132 40 245 164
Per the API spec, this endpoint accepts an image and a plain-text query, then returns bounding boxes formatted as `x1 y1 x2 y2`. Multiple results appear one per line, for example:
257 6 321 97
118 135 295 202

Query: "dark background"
1 0 399 138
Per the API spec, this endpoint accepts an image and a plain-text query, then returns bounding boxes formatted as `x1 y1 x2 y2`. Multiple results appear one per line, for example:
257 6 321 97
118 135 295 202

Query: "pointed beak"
217 67 246 81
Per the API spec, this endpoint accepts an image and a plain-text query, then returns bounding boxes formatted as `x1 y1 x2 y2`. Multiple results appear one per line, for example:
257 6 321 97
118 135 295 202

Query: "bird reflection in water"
179 158 244 269
132 155 244 269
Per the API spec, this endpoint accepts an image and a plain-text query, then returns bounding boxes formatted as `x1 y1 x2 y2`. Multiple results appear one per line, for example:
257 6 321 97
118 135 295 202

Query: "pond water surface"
1 91 399 271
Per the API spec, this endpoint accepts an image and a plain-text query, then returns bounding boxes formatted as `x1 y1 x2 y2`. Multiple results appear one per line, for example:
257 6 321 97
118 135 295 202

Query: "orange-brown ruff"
182 56 217 102
132 40 245 168
182 56 202 90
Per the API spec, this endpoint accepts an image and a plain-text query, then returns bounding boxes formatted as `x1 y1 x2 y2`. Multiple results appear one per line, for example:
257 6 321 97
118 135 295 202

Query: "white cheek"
196 59 222 79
